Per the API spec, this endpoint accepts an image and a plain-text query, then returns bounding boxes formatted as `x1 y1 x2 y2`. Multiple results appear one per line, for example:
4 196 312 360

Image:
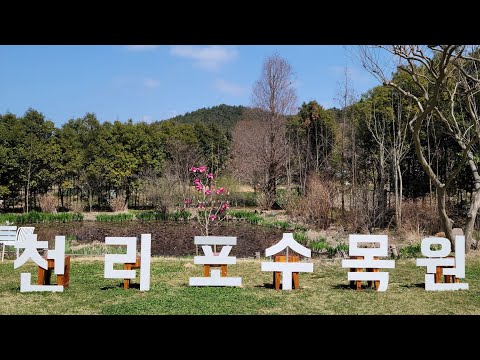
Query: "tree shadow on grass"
331 284 353 290
100 282 141 290
331 284 380 291
399 283 424 289
254 283 275 289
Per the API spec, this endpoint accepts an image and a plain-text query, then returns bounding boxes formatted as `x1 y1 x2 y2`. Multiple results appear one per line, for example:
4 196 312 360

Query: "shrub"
95 213 134 222
189 165 230 236
0 211 83 224
109 196 127 212
335 243 349 257
142 175 186 213
137 211 167 221
277 188 302 213
38 193 57 213
229 192 257 207
169 210 191 221
228 210 262 224
326 245 338 258
255 192 271 211
67 200 84 213
284 174 336 229
399 243 422 258
293 231 308 245
310 240 328 251
400 199 443 236
263 220 294 230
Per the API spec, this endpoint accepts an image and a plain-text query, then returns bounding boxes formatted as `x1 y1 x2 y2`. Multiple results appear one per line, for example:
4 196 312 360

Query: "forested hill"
166 104 247 131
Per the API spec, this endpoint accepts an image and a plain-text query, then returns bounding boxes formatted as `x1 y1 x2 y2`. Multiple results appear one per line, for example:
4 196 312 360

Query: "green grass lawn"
1 256 480 314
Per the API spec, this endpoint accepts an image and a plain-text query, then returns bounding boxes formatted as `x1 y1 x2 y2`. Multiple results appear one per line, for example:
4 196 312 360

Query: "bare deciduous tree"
335 68 356 215
166 139 202 184
359 45 480 251
232 109 289 208
364 89 410 227
232 53 297 209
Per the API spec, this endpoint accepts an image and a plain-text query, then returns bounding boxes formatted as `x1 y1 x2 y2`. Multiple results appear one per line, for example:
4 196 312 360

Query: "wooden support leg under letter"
123 257 141 289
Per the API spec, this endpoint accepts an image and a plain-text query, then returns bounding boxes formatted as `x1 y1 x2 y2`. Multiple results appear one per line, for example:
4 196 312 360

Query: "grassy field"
1 256 480 314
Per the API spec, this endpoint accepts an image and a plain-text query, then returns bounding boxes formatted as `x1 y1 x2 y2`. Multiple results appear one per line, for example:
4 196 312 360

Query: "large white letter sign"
104 234 151 291
416 235 468 291
261 233 313 290
189 236 242 286
341 235 395 292
15 234 66 292
139 234 151 291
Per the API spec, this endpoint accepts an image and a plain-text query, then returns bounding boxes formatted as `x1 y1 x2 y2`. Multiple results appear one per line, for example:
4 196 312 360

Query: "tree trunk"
377 145 386 227
88 189 93 212
26 162 32 213
126 186 130 208
351 114 357 213
266 164 277 209
464 154 480 252
464 196 480 252
59 186 64 209
437 187 454 245
394 159 400 228
398 165 403 228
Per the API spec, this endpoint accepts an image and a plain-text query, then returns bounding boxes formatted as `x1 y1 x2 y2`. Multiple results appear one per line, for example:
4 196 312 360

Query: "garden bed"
30 220 284 258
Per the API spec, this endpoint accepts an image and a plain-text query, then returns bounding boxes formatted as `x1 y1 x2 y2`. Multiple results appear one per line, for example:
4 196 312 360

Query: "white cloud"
125 45 160 51
112 76 159 90
143 78 159 89
214 79 247 97
142 115 153 123
170 45 237 71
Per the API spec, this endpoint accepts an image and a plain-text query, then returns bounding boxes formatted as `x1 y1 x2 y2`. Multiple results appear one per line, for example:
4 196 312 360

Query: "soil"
31 220 284 258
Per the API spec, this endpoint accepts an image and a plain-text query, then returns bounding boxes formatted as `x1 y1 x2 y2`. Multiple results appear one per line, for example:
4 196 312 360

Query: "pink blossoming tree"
186 165 230 236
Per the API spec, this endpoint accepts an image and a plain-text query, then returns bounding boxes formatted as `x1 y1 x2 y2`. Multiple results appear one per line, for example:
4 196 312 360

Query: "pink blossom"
215 187 225 195
195 183 203 191
184 198 191 205
207 173 214 179
198 203 205 209
209 215 217 221
221 203 230 210
190 167 197 173
205 188 211 195
198 166 207 173
194 178 200 184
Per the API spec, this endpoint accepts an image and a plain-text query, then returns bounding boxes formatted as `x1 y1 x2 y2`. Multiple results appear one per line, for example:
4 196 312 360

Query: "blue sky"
0 45 380 126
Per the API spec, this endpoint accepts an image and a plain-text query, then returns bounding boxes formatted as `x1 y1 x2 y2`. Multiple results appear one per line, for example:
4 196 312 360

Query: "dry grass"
399 199 442 238
38 193 58 213
108 196 128 212
236 185 255 193
282 174 336 230
1 256 480 314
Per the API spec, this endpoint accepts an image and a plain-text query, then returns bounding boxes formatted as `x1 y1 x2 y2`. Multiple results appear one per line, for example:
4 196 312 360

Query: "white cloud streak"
170 45 237 70
112 76 159 90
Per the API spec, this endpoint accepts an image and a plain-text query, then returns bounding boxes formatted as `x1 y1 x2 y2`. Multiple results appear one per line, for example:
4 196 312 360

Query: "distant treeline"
0 106 233 212
0 95 475 229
